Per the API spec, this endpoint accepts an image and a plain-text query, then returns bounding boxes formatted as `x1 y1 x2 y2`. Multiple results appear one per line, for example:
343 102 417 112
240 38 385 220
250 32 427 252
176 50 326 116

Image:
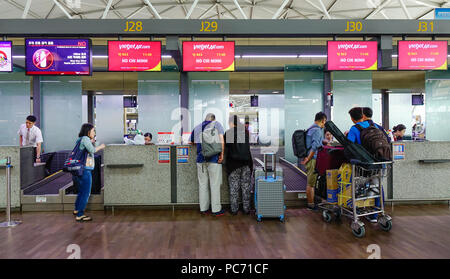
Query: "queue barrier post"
0 157 22 228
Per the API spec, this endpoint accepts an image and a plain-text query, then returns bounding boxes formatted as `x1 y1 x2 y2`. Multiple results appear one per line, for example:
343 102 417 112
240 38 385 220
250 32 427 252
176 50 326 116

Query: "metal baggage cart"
320 160 393 238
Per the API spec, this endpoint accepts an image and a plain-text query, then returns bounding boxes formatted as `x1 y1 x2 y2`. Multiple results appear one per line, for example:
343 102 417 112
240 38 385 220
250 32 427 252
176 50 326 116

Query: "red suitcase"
315 145 347 176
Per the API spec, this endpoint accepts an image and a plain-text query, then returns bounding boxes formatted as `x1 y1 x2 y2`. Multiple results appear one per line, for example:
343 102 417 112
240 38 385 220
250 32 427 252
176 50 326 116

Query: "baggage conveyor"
20 152 104 212
254 157 307 193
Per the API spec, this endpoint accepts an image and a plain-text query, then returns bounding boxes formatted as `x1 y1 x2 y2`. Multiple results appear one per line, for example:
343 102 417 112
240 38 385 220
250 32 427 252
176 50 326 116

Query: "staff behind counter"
18 115 43 163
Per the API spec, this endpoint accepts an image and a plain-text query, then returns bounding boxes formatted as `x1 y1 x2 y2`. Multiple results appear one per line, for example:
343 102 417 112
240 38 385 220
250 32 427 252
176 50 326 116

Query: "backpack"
201 122 222 160
324 121 376 164
228 127 252 161
63 139 88 176
356 123 392 161
292 127 314 158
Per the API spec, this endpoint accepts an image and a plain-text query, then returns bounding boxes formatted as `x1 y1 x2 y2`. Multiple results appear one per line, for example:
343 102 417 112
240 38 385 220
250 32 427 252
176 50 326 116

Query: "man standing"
18 115 43 163
189 113 226 216
300 112 327 211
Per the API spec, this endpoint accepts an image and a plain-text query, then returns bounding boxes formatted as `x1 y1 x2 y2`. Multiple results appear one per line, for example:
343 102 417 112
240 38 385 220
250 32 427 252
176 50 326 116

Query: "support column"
382 89 390 130
31 76 41 128
87 91 94 124
180 72 189 135
323 71 332 119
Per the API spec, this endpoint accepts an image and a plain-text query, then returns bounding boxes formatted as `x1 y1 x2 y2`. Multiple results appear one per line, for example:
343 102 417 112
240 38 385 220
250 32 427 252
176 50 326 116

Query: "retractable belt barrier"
0 157 22 228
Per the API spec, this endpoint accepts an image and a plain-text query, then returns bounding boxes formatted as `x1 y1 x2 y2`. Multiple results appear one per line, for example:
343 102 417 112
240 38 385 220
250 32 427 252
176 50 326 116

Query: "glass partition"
332 71 372 132
0 72 30 146
189 72 230 132
138 72 180 144
95 95 124 145
284 70 323 163
41 76 82 152
425 71 450 141
259 95 284 148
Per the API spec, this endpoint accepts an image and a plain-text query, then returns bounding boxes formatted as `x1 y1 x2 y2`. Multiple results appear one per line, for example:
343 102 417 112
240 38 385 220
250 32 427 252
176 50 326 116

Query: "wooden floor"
0 204 449 259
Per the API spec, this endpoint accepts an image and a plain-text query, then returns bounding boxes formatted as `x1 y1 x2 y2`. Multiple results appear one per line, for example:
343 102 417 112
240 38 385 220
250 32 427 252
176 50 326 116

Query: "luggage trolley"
321 160 393 238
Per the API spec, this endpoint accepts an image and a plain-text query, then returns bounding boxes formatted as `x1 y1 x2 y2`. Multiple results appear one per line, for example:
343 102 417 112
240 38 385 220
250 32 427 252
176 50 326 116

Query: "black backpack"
356 124 392 161
292 129 310 158
324 121 376 164
227 127 252 161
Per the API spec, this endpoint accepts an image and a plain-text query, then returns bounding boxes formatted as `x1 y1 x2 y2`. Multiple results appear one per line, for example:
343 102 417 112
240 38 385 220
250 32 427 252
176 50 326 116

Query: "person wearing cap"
18 115 44 163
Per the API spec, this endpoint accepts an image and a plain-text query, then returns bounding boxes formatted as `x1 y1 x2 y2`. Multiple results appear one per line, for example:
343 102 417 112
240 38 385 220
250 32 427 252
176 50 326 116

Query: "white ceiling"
0 0 448 20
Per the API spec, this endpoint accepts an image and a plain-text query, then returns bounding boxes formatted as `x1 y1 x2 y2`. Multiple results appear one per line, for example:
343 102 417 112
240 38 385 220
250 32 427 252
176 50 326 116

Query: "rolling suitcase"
254 153 286 223
315 145 347 200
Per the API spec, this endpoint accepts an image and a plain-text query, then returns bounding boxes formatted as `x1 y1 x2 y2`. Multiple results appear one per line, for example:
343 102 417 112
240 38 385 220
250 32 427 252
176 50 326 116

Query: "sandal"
75 215 92 222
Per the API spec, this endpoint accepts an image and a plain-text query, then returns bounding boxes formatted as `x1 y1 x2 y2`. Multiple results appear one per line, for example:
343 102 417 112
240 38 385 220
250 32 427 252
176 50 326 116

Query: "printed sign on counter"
183 41 235 72
327 41 378 71
158 147 170 164
108 41 161 71
157 132 175 145
393 143 405 161
177 146 189 164
398 41 448 70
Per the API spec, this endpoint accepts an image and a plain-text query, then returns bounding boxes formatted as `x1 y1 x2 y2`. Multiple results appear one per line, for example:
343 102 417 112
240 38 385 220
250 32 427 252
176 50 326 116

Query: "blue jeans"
73 170 92 217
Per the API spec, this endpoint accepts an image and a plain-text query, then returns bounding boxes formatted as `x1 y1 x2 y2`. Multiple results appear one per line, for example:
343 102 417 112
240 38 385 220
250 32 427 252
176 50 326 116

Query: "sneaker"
307 205 319 212
212 209 226 217
200 210 211 216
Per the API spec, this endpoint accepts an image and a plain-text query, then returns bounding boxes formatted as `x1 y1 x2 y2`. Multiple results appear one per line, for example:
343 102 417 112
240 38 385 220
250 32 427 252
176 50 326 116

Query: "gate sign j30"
327 41 378 71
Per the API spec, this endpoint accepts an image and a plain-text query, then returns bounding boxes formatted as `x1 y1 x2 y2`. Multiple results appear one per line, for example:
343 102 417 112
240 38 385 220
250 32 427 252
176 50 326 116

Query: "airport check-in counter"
104 144 230 207
390 141 450 202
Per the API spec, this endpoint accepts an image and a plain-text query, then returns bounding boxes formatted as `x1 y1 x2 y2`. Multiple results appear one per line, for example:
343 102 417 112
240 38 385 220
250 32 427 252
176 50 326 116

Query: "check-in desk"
104 144 230 207
390 141 450 202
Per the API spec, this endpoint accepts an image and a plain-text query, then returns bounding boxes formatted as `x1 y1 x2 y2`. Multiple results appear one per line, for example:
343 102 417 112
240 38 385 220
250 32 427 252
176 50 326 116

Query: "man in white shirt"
18 115 44 163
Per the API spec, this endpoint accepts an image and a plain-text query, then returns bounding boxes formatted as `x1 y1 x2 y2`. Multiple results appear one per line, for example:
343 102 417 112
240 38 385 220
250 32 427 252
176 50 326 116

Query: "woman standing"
73 123 105 222
225 115 253 215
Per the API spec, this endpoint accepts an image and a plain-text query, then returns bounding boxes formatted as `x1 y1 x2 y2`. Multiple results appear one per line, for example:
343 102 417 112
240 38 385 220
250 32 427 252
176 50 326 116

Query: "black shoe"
230 211 238 216
200 210 211 216
307 205 319 212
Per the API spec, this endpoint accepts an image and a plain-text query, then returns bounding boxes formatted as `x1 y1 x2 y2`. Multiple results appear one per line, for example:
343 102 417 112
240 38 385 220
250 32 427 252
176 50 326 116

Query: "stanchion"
0 157 21 228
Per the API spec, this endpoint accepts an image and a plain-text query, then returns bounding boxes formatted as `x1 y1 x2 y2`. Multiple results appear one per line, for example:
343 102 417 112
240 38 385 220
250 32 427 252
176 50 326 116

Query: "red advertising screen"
108 41 161 72
398 41 448 70
183 41 235 72
327 41 378 71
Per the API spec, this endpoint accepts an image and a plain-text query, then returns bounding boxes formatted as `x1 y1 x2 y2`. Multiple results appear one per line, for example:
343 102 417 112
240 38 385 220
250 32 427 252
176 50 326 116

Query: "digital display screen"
183 41 235 72
25 39 92 75
108 41 161 72
412 95 424 106
327 41 378 71
398 41 448 70
250 96 258 107
0 41 13 72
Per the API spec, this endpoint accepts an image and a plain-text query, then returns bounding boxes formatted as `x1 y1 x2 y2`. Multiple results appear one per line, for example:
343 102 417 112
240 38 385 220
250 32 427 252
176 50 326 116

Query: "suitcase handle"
263 153 276 180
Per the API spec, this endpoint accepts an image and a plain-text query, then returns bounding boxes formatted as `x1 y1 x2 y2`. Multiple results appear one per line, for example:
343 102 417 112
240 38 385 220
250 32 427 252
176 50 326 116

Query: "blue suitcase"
254 153 286 223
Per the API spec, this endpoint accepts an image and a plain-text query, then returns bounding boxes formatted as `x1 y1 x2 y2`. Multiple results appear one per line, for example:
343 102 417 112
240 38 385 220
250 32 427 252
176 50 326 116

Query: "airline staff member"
18 115 43 163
